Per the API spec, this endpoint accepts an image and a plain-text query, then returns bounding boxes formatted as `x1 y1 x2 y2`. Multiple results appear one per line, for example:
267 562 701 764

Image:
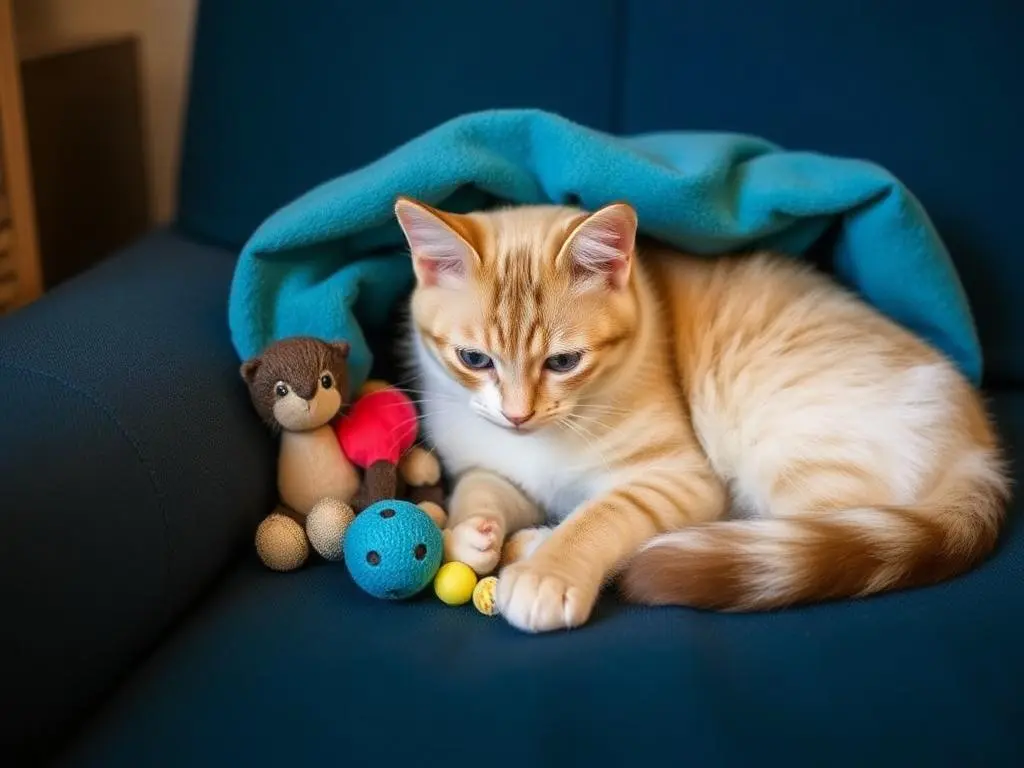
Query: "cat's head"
396 196 641 433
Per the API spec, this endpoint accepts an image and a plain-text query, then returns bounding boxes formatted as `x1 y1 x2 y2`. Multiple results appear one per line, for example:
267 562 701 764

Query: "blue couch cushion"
55 396 1024 767
620 0 1024 385
0 231 277 764
177 0 1024 385
176 0 618 249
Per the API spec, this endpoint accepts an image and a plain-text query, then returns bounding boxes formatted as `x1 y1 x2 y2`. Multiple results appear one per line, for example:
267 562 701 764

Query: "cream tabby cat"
395 196 1008 634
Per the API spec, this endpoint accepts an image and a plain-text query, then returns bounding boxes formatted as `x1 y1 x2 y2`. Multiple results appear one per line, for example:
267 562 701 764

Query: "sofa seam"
0 360 172 610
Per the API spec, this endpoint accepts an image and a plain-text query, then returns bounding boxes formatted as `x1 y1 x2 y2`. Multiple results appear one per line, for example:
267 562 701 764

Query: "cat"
393 196 1009 634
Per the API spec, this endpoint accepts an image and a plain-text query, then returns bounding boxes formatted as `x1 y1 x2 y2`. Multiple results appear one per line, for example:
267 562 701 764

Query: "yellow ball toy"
434 561 478 606
472 576 499 616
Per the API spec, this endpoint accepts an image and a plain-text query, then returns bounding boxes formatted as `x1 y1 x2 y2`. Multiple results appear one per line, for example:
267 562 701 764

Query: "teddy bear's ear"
331 340 350 358
240 357 261 384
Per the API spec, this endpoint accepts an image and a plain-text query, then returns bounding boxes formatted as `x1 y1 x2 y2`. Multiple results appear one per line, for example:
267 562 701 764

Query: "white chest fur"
415 348 610 521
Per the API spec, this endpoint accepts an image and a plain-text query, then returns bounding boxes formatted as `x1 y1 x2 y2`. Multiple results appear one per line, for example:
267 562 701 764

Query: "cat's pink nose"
503 410 535 428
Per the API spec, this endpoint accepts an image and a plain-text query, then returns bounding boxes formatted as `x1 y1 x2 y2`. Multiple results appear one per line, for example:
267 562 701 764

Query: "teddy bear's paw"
400 447 441 486
444 515 504 575
306 497 355 561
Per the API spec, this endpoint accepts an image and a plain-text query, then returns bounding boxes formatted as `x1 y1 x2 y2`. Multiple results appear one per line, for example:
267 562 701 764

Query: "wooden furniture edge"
0 0 43 308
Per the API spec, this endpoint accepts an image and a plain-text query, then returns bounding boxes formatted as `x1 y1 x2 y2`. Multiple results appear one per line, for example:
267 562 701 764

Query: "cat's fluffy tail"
621 475 1009 611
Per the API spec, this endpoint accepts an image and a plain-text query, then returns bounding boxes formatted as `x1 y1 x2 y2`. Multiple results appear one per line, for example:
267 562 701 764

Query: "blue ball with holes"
343 499 444 599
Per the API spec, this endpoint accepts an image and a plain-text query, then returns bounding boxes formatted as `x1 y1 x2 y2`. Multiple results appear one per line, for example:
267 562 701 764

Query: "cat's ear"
562 202 637 291
395 197 477 288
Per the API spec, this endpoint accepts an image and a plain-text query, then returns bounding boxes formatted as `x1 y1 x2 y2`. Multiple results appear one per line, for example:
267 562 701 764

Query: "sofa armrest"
0 230 277 763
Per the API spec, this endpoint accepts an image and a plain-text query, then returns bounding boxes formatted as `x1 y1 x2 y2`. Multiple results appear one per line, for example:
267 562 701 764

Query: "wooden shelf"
0 0 43 314
0 223 15 307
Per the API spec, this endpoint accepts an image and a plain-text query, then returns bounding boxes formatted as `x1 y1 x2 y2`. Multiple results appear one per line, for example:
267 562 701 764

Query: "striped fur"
395 198 1010 632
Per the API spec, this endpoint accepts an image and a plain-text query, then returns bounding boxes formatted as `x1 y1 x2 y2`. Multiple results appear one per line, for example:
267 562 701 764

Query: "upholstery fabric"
620 0 1024 384
177 0 1024 385
0 231 277 764
176 0 618 249
4 0 1023 764
55 399 1024 768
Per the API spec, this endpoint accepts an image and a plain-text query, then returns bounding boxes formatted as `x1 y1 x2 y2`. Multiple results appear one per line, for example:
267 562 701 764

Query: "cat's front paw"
501 527 552 566
496 561 598 633
444 516 503 575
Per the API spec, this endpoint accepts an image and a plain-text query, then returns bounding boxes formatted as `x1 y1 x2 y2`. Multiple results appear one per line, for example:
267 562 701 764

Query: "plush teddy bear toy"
240 336 445 571
338 378 446 512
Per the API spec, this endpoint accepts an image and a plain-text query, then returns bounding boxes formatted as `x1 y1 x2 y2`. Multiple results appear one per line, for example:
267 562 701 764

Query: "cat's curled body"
396 197 1008 633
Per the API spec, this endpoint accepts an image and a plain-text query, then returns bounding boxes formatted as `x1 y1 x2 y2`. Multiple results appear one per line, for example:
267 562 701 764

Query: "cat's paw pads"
501 527 552 566
444 516 503 575
496 562 597 633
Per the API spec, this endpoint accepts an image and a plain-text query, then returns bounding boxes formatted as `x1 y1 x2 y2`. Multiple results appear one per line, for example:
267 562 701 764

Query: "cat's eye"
457 348 493 370
545 352 583 373
275 383 290 398
320 372 334 389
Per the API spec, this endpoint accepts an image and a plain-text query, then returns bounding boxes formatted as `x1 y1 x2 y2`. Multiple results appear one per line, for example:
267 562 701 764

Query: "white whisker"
573 403 632 416
560 415 612 474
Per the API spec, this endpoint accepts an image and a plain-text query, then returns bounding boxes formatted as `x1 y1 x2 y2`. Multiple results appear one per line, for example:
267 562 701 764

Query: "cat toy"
344 500 444 599
434 563 499 616
344 499 500 615
239 336 445 572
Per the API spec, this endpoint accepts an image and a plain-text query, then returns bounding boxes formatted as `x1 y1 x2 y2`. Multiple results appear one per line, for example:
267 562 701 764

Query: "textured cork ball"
343 500 443 599
255 512 309 571
305 497 355 561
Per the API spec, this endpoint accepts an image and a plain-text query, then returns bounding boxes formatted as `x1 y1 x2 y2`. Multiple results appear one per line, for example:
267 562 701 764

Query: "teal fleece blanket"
228 109 980 390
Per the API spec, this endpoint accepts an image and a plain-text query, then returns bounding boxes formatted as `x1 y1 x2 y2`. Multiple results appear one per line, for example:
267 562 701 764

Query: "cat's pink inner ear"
567 203 637 290
395 198 474 288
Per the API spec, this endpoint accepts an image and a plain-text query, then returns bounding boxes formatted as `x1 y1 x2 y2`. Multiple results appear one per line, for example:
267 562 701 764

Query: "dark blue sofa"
4 2 1023 766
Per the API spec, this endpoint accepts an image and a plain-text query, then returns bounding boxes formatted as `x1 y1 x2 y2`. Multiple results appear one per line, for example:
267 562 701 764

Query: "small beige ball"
255 512 309 571
306 497 355 561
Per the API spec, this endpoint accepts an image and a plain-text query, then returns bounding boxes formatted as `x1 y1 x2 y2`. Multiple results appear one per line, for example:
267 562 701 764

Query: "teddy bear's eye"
320 372 334 389
275 383 290 398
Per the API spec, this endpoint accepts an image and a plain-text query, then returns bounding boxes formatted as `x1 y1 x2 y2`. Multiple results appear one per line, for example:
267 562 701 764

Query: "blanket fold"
228 109 980 389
